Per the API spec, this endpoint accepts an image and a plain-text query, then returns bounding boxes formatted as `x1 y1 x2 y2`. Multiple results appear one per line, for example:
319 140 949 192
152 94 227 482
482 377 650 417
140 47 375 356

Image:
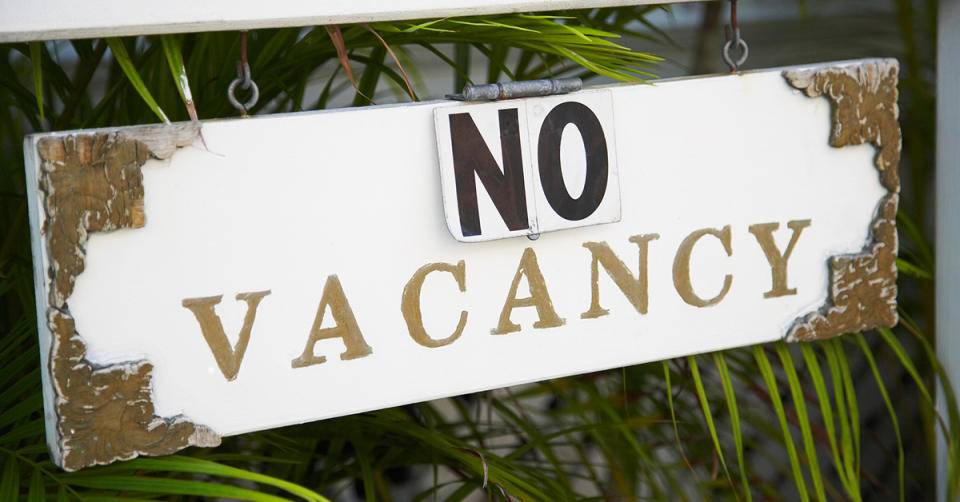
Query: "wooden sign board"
0 0 701 42
24 59 900 471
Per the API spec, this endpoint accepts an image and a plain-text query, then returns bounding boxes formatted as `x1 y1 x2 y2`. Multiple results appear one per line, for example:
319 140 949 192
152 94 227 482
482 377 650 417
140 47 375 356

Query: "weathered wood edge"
33 123 220 471
782 58 901 342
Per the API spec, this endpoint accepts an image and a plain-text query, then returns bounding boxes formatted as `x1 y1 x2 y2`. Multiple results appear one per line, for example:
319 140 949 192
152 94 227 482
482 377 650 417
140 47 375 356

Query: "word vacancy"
182 219 810 381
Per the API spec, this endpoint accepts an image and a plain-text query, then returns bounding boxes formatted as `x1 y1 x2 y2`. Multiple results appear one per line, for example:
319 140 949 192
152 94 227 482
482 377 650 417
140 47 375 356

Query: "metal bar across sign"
23 59 900 471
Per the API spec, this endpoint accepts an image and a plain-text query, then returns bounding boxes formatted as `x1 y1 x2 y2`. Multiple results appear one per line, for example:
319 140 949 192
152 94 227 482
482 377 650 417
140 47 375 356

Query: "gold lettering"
292 275 372 368
182 290 271 381
673 226 733 307
402 261 468 348
749 219 812 298
581 234 660 319
492 247 565 334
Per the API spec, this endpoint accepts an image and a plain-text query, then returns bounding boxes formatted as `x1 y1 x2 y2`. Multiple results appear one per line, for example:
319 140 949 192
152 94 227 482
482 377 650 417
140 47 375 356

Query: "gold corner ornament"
783 59 900 342
35 125 219 471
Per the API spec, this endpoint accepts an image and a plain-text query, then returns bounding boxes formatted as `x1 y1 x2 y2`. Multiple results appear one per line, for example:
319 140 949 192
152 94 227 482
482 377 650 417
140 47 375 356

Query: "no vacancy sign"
24 59 900 471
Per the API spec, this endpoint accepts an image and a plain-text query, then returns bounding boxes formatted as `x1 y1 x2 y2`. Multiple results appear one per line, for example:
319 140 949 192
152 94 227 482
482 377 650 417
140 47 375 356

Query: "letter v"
182 290 271 381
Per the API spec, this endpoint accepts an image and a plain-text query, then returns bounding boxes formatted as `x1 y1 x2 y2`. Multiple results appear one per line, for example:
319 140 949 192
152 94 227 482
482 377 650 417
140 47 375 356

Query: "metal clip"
447 78 582 102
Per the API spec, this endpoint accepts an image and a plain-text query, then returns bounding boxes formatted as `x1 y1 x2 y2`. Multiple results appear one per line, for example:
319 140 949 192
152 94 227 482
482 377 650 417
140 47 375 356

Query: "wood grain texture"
35 124 219 471
782 59 900 342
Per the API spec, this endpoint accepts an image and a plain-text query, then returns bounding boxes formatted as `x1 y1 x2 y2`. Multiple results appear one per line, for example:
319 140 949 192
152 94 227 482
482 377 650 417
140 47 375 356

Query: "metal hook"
722 0 749 72
227 62 259 115
722 30 749 72
227 31 259 116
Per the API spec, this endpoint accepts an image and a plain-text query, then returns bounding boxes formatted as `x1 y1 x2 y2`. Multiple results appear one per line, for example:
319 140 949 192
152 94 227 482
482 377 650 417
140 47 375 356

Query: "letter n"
581 234 659 319
449 109 529 237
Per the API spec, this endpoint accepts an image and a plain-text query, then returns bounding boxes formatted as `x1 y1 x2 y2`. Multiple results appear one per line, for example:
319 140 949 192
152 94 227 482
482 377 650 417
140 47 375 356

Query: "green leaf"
0 419 44 446
688 356 735 492
775 343 826 502
0 342 38 394
29 42 45 128
896 258 932 279
111 456 329 502
896 209 934 270
0 392 42 431
66 475 293 501
160 35 197 121
354 45 386 106
876 326 938 419
889 314 960 499
0 454 19 502
355 446 377 502
801 343 859 501
833 339 861 482
853 334 904 502
105 38 169 123
754 345 809 502
28 466 45 502
714 353 751 502
0 367 40 412
662 361 687 462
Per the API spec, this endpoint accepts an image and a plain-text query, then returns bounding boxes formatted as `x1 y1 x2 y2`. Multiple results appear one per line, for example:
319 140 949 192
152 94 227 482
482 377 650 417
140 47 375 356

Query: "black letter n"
449 109 528 237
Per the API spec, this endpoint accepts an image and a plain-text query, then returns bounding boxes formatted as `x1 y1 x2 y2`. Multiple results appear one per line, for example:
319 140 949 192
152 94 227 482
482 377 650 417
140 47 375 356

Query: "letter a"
182 290 271 381
492 247 565 334
292 275 373 368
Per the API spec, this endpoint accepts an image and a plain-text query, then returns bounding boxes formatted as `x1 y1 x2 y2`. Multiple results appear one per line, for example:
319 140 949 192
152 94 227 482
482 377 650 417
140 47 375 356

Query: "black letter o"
537 102 608 221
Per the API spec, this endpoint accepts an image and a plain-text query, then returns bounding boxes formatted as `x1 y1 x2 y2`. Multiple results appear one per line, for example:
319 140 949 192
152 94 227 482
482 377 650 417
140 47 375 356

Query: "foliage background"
0 1 955 500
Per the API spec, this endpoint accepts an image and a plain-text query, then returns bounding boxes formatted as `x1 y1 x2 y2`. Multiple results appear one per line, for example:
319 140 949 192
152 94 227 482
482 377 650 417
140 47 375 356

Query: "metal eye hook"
722 0 749 72
722 29 749 72
227 62 259 115
227 31 259 117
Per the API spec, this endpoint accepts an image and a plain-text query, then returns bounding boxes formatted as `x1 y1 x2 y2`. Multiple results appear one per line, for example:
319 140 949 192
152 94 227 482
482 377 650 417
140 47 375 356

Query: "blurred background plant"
0 1 954 500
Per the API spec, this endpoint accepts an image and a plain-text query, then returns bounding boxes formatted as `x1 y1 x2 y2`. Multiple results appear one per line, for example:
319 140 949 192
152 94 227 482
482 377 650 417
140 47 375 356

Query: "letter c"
402 261 469 348
673 226 733 307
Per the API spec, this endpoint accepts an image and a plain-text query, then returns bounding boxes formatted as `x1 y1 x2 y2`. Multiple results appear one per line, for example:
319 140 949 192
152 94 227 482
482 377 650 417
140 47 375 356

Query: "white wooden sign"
24 59 901 471
0 0 702 42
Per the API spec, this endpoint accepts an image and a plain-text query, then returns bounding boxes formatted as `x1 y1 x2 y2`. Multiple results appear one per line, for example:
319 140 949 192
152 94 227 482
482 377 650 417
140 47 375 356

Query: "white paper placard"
435 89 621 241
24 59 901 471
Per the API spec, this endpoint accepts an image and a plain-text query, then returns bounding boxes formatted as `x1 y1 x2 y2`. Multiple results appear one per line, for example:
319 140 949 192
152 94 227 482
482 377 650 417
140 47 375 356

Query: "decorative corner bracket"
35 124 220 471
782 58 901 342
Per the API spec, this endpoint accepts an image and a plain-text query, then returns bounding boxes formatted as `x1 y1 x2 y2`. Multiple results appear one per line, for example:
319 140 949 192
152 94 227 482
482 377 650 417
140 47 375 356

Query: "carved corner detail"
782 59 901 342
36 124 220 471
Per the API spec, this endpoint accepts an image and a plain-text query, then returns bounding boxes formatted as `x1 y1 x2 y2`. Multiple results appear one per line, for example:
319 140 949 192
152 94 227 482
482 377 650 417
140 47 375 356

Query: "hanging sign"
24 59 901 471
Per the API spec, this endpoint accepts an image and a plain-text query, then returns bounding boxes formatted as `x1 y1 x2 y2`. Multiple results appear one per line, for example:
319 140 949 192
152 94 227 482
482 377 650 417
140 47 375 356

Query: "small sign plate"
435 90 621 242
